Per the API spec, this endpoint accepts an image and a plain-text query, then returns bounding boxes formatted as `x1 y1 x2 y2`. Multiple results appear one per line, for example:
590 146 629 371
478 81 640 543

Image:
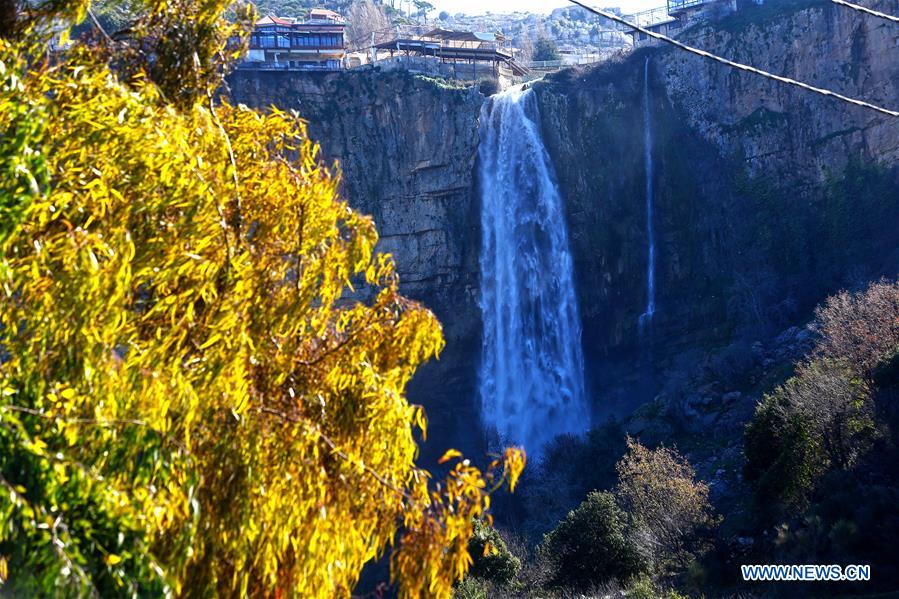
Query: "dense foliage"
813 280 899 371
465 519 521 587
532 37 561 62
744 279 899 591
487 438 715 595
745 359 876 511
0 3 523 597
746 280 899 516
539 491 646 590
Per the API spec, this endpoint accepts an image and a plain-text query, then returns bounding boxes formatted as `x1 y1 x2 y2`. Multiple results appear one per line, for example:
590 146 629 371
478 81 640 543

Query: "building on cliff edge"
370 28 529 88
233 9 347 71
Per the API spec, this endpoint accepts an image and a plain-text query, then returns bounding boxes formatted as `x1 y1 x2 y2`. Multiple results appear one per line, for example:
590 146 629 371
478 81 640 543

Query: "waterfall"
639 58 656 330
477 87 590 456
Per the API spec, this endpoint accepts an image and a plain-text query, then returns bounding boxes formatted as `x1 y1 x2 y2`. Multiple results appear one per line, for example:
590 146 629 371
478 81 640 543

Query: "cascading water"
639 57 656 331
477 86 590 455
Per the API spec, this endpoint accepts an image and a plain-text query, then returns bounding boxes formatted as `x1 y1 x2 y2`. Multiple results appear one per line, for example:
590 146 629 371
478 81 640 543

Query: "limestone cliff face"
226 70 481 307
226 0 899 451
662 0 899 181
533 0 899 415
225 69 486 455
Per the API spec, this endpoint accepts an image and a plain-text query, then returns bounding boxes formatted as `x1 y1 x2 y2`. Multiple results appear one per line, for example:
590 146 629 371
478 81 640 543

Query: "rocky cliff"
663 0 899 181
224 70 486 455
225 0 899 455
533 0 899 417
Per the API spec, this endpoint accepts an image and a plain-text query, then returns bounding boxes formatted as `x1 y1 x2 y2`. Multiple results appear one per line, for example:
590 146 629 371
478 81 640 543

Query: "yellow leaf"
438 449 462 465
104 554 122 566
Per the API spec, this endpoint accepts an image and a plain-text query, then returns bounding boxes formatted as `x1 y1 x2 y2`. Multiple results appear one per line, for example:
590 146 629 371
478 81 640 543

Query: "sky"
428 0 664 16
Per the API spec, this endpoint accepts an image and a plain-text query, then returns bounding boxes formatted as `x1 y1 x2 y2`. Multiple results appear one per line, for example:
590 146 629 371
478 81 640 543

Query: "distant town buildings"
233 0 767 77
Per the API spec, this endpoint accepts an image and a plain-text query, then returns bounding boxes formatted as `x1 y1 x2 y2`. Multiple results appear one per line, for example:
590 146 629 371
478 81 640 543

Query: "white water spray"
477 87 590 455
639 58 656 330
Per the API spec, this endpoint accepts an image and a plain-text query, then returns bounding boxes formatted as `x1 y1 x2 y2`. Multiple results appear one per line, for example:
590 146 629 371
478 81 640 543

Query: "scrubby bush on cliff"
615 439 719 573
452 576 488 599
743 280 899 591
745 359 877 513
751 359 875 470
539 491 647 591
0 4 525 596
813 279 899 372
744 389 823 513
625 577 690 599
745 280 899 516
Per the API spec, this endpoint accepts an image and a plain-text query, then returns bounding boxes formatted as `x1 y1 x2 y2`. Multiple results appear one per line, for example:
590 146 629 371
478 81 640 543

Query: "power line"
565 0 899 118
831 0 899 24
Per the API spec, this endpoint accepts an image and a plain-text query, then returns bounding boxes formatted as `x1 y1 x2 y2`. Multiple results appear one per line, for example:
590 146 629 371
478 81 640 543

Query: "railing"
527 55 608 69
235 61 342 71
667 0 712 12
248 43 345 50
628 5 674 26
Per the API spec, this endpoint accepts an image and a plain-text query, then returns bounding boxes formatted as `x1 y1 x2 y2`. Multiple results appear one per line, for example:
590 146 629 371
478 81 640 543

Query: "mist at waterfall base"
476 87 591 458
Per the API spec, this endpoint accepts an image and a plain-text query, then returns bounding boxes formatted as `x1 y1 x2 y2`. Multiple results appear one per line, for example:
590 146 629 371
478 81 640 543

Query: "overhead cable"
566 0 899 118
831 0 899 24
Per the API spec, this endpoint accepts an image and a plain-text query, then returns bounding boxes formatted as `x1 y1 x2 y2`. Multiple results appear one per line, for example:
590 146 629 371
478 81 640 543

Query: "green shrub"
533 37 561 62
466 519 521 587
872 346 899 389
745 390 823 513
625 576 689 599
452 576 488 599
539 491 647 590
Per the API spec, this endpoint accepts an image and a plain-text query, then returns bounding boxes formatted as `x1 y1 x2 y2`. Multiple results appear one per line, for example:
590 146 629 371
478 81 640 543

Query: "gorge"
9 0 899 594
226 0 899 463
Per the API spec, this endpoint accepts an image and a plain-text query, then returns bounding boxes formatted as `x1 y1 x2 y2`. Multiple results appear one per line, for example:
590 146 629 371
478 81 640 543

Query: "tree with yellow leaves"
0 2 524 596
